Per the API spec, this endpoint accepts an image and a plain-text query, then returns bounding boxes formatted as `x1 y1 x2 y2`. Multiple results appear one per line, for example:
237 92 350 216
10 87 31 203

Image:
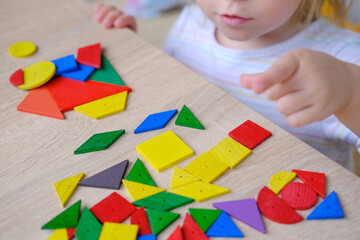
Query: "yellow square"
136 130 194 172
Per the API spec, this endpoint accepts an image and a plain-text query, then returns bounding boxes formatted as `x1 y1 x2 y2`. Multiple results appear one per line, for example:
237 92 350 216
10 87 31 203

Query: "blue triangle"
61 64 95 82
206 211 243 238
307 191 344 220
134 109 178 134
136 234 156 240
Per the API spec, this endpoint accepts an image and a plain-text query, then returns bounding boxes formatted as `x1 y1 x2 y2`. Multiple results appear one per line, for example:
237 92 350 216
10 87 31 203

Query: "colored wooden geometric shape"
292 169 326 199
257 186 303 224
98 222 138 240
269 171 297 195
184 151 229 183
89 54 126 86
52 54 78 75
136 235 156 240
307 191 344 220
182 213 208 240
75 207 102 240
53 173 84 207
213 198 265 234
90 192 137 223
10 69 23 86
46 76 132 112
281 182 317 210
168 181 230 202
175 105 204 130
131 207 152 235
206 211 243 238
134 110 178 134
17 86 64 120
61 64 95 82
147 209 180 235
42 200 81 229
136 130 194 172
122 180 165 201
9 41 37 58
47 228 68 240
170 166 199 190
67 228 75 239
167 226 183 240
18 61 56 90
209 137 252 169
78 160 128 190
74 91 128 119
126 158 157 187
229 120 272 150
77 43 101 68
133 191 194 211
74 129 125 154
188 208 222 233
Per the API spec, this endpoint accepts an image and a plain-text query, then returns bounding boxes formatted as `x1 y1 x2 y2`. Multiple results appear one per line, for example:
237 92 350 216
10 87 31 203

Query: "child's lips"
219 14 252 26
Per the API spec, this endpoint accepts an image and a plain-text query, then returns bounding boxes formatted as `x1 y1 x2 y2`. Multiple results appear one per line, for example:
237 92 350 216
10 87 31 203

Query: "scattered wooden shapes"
281 182 317 210
188 208 222 233
269 171 296 195
167 225 183 240
136 130 194 172
122 180 165 201
175 105 204 130
209 137 252 169
52 54 78 75
61 64 95 82
9 41 37 58
213 198 265 234
126 158 157 187
182 213 209 240
257 186 303 224
53 173 84 207
170 166 199 190
75 207 102 240
90 192 137 223
98 222 139 240
18 61 56 90
147 209 180 235
47 228 68 240
131 207 152 235
42 200 81 229
228 120 272 150
134 110 178 134
17 86 64 120
74 129 125 154
293 169 326 199
78 160 128 190
137 234 156 240
67 228 76 240
77 43 101 69
184 151 229 183
307 191 344 220
10 69 23 86
206 211 243 238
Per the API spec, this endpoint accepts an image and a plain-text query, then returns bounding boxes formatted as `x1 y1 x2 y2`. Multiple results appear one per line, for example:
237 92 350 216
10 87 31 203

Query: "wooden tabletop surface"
1 0 359 239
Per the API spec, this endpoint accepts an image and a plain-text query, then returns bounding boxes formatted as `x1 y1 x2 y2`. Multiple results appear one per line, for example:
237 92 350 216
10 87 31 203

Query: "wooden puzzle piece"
209 137 252 169
89 54 126 86
136 234 156 240
61 64 95 82
257 186 303 224
18 61 56 90
10 69 23 86
213 198 265 234
168 181 230 202
184 151 229 183
78 160 128 190
77 43 101 69
67 228 75 240
74 129 125 154
98 222 138 240
188 208 222 233
17 86 64 120
42 200 81 229
170 166 199 190
75 207 102 240
134 110 178 134
53 173 84 207
122 180 165 201
292 169 326 199
126 158 157 187
147 209 180 235
167 225 183 240
175 105 204 130
52 54 78 75
130 207 152 235
182 213 209 240
307 191 344 220
281 182 317 210
228 120 272 150
47 228 68 240
90 192 137 223
269 171 296 194
206 211 243 238
136 130 194 172
9 41 36 58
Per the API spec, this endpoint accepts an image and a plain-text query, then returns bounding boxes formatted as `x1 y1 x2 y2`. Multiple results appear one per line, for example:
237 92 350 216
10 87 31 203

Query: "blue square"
52 54 78 75
134 109 178 134
137 235 156 240
61 64 95 82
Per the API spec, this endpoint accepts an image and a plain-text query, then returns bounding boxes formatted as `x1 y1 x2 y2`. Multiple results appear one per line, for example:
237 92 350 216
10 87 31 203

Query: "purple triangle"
78 160 128 190
213 198 265 234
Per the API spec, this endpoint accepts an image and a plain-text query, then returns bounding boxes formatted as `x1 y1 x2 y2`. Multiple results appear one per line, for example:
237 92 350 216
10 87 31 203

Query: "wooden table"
1 0 359 239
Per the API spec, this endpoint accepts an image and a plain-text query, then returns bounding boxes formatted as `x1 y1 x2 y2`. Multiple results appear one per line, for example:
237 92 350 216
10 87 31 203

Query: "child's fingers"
286 105 321 127
94 3 104 13
276 91 311 117
114 16 137 31
94 5 117 23
102 10 124 28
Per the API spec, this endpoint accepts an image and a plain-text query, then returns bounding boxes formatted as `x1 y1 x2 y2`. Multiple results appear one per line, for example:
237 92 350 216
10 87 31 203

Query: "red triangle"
77 43 101 68
47 76 132 112
67 228 76 239
10 69 24 86
292 169 326 199
168 225 183 240
182 213 208 240
130 207 152 235
17 86 64 119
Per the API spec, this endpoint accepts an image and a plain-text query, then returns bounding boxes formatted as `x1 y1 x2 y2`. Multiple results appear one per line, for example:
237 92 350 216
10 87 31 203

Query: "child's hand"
94 3 136 31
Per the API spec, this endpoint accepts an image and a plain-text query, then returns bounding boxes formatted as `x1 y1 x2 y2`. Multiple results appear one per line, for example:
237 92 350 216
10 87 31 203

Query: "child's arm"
240 49 360 137
94 3 136 31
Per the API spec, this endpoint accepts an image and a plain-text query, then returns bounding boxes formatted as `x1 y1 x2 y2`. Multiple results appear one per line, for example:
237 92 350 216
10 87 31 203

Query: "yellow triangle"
74 91 128 120
99 222 138 240
47 228 68 240
53 173 84 207
170 166 199 189
269 171 296 194
122 179 166 201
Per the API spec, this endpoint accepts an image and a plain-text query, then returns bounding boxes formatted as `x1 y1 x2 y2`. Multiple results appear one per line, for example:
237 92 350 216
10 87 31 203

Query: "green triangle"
125 158 156 186
89 54 126 86
41 200 81 229
75 207 102 240
147 209 180 235
189 208 223 232
133 191 194 211
175 105 204 130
